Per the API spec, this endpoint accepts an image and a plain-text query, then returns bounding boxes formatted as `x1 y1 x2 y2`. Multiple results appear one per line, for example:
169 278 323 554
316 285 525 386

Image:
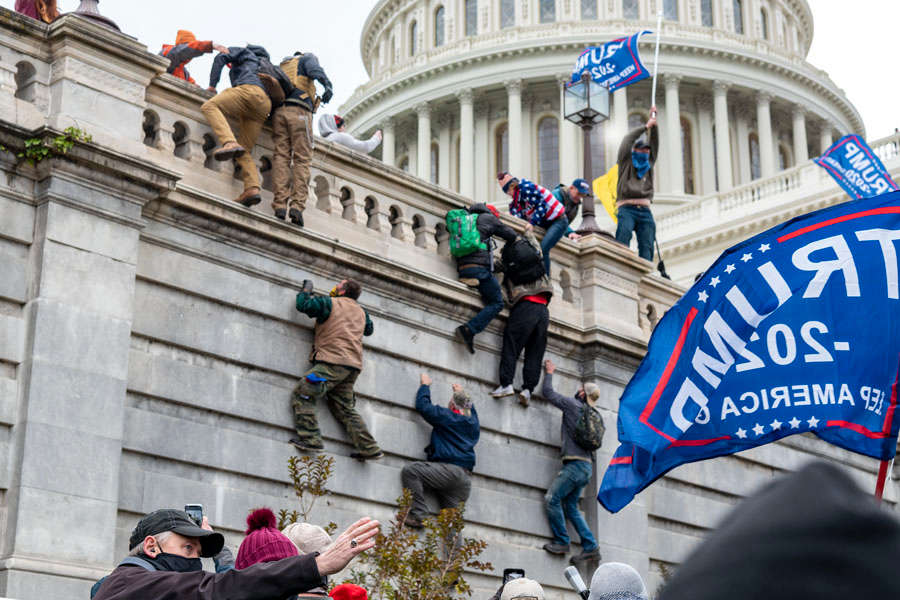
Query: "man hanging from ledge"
290 278 383 461
159 31 227 85
615 108 659 261
318 114 383 155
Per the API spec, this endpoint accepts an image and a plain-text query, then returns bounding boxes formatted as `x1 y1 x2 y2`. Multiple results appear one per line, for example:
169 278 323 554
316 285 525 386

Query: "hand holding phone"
301 279 314 294
184 504 204 527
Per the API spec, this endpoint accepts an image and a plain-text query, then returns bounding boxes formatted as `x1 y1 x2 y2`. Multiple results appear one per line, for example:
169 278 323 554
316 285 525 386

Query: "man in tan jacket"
290 279 382 460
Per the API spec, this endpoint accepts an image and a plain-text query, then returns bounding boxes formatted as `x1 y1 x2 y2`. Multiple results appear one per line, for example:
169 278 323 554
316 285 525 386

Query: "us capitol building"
340 0 899 284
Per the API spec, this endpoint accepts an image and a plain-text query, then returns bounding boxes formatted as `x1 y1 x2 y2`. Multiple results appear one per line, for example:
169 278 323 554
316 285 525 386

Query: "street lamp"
72 0 120 30
563 71 609 234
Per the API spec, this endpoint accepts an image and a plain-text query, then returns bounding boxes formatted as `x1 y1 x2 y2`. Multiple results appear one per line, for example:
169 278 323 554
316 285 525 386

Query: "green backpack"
573 404 605 451
446 209 487 258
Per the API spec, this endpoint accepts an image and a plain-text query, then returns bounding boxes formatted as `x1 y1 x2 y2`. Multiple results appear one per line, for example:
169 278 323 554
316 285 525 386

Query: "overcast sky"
38 1 900 140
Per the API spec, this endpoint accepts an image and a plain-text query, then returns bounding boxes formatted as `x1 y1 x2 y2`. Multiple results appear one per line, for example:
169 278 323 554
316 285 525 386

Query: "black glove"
321 86 333 104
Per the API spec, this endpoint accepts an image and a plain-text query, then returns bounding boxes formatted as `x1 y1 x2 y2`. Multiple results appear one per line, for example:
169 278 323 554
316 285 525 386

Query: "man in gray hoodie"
318 114 382 155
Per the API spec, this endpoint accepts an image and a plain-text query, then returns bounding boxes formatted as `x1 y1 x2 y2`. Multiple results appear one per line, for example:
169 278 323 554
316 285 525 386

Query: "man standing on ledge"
291 279 383 461
615 108 659 261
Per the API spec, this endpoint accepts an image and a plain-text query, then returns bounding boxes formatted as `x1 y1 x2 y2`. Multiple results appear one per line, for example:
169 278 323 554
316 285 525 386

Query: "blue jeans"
545 460 597 550
615 205 656 261
459 266 503 335
539 215 569 276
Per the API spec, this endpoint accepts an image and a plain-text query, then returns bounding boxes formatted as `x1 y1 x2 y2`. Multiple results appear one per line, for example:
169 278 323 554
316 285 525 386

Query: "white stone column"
382 117 396 167
457 89 475 198
713 80 733 190
438 113 452 188
695 96 716 195
521 92 535 174
415 102 432 181
558 74 579 182
664 74 684 194
756 91 775 177
735 105 751 184
506 79 523 175
792 106 808 164
474 99 490 196
820 123 834 154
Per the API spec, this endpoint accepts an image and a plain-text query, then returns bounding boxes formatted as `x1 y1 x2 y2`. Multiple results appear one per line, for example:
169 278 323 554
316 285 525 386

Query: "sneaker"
350 450 384 461
490 384 514 398
518 388 531 407
542 542 570 555
274 208 287 220
455 325 475 354
570 548 601 563
213 141 245 161
236 187 261 207
289 438 324 453
289 208 304 227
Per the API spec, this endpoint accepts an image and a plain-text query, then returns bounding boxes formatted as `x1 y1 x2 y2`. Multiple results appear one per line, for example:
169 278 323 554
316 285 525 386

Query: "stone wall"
0 10 895 600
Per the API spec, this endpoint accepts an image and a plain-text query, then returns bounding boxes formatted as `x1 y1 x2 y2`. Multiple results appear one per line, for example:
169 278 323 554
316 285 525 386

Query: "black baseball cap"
128 509 224 557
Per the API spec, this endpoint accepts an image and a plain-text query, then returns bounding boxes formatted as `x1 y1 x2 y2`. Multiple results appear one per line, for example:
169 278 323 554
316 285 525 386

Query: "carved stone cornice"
756 90 773 105
455 89 474 104
504 79 522 95
663 73 683 88
414 101 431 117
712 80 731 95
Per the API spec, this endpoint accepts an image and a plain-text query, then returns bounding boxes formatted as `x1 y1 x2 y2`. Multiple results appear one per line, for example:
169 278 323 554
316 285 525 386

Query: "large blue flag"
599 191 900 513
571 32 650 92
815 135 898 200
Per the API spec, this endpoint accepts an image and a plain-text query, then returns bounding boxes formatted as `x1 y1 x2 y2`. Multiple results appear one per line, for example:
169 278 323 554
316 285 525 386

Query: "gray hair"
129 530 173 556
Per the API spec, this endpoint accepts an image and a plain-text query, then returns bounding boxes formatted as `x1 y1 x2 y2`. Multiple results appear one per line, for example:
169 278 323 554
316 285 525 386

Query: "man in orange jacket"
159 30 227 85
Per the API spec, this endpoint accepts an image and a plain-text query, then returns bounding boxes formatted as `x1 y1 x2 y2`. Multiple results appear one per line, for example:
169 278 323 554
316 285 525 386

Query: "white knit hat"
281 522 332 555
588 562 648 600
501 577 545 600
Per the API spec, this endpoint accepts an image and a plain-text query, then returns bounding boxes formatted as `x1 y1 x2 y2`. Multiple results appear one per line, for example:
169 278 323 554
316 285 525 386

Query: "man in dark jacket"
552 178 593 240
93 508 380 600
202 45 288 208
401 373 480 528
454 203 517 354
615 109 659 260
271 52 334 227
540 359 600 564
290 278 383 460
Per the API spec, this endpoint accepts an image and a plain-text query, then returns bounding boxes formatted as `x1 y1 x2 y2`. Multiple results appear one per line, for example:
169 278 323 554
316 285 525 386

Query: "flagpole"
875 459 890 501
650 9 663 118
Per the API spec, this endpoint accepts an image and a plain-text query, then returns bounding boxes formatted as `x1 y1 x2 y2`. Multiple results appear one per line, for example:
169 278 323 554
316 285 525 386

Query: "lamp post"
563 71 609 234
72 0 120 31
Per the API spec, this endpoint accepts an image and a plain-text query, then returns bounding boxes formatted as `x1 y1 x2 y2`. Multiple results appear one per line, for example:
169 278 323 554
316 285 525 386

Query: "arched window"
681 118 694 195
778 144 792 171
434 6 445 46
540 0 555 23
733 0 744 34
589 122 608 179
749 133 761 180
760 7 769 40
465 0 477 36
663 0 678 21
537 117 559 187
501 0 515 28
581 0 597 19
623 0 639 20
431 143 439 183
409 21 418 55
701 0 713 26
495 123 509 174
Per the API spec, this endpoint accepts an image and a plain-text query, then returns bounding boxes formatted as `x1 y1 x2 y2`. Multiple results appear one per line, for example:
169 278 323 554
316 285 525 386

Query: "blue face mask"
632 151 651 179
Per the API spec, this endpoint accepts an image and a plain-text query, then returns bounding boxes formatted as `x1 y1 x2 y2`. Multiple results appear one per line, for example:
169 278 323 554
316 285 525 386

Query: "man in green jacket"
615 109 659 261
291 278 383 460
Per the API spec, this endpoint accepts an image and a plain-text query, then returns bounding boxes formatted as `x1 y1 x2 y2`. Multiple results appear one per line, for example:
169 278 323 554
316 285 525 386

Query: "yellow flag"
593 166 619 224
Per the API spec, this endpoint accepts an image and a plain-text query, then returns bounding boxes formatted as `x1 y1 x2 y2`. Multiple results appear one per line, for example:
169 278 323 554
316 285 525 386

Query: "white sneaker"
518 388 531 407
491 384 514 398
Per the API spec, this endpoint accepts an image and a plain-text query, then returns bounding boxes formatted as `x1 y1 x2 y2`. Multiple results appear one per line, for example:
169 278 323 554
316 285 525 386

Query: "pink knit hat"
497 171 518 193
235 508 298 569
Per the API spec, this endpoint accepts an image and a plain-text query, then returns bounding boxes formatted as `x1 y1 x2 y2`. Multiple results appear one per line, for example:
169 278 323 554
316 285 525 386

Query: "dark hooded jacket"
454 203 516 272
658 461 900 600
415 384 479 471
616 125 660 203
208 45 268 90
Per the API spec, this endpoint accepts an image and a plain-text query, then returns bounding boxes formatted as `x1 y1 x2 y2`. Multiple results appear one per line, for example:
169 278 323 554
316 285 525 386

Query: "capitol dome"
341 0 862 213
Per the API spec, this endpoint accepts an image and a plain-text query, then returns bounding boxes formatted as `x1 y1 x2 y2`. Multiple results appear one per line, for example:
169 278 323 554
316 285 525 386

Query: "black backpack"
502 237 545 285
573 404 605 451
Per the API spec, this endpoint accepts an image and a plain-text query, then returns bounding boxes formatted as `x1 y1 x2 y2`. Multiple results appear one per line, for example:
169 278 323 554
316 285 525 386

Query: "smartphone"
184 504 203 526
503 568 525 584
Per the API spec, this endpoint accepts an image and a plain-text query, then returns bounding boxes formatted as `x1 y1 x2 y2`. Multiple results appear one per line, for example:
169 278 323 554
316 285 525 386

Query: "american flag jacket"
509 178 566 226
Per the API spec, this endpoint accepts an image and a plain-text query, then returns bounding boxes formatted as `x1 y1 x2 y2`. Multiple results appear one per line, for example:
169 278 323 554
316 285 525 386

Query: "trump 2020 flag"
571 32 650 92
599 191 900 513
815 135 898 200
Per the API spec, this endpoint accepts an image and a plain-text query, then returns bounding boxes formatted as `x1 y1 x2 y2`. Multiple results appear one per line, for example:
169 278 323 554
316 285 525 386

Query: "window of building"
701 0 713 26
623 0 639 20
434 6 446 46
663 0 678 21
589 122 608 179
733 0 744 34
681 118 694 194
409 21 418 55
760 7 769 40
431 143 439 183
496 123 509 174
778 144 791 171
537 117 559 187
581 0 597 19
540 0 556 23
501 0 515 28
465 0 477 36
749 133 761 180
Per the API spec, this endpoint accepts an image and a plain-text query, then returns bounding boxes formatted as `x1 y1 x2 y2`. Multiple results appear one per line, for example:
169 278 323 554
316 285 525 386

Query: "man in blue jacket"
401 373 480 528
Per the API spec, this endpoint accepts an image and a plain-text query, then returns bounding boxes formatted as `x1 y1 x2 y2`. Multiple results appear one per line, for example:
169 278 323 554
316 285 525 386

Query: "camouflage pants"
291 362 380 454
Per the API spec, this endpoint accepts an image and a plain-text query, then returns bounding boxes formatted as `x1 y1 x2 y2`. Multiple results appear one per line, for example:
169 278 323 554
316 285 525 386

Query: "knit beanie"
329 583 368 600
500 577 545 600
588 562 648 600
497 172 518 193
583 382 601 405
175 30 197 45
282 522 333 555
235 508 298 569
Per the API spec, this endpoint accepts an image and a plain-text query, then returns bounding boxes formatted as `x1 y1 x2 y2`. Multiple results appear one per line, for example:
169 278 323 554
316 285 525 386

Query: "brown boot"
236 187 261 207
213 141 245 161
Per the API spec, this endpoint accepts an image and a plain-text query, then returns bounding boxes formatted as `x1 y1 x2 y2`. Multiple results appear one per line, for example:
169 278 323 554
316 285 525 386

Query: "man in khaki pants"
203 45 274 207
272 52 334 227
